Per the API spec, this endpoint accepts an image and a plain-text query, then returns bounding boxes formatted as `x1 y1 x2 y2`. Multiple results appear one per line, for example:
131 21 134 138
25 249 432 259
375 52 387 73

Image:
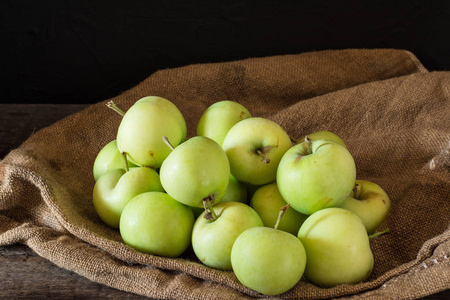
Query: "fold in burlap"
1 49 449 299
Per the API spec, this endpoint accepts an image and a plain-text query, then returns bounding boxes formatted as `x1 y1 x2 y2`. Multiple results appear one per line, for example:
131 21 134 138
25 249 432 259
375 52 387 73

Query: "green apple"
160 136 230 208
192 201 263 270
221 174 247 204
93 140 137 181
120 192 194 258
340 180 391 234
222 117 292 185
197 100 252 146
298 207 374 287
301 130 347 148
92 167 164 228
231 206 307 295
115 96 187 168
250 182 308 235
277 139 356 215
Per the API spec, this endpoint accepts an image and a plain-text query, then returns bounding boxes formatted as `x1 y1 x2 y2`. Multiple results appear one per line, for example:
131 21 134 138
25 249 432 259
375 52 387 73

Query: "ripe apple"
222 117 292 185
340 180 391 234
120 192 195 258
250 182 308 235
197 100 252 146
298 207 374 287
159 136 230 208
231 205 307 295
191 201 263 270
115 96 187 168
92 167 164 228
92 140 137 181
301 130 347 148
277 139 356 215
221 174 247 204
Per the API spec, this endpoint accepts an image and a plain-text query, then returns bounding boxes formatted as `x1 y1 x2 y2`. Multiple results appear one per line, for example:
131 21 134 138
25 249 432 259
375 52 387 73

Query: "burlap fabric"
0 49 449 299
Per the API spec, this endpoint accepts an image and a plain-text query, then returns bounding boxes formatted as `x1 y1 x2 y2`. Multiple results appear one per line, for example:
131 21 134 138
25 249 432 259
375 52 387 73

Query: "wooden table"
1 104 449 299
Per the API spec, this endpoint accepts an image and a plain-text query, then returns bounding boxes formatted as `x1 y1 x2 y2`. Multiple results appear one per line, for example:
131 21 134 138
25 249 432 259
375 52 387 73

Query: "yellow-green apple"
221 174 247 203
197 100 252 146
298 207 374 287
119 192 194 258
159 136 230 208
277 139 356 215
93 167 164 228
222 117 292 185
231 205 307 295
191 201 263 270
92 140 137 181
250 182 308 235
340 180 391 234
116 96 187 168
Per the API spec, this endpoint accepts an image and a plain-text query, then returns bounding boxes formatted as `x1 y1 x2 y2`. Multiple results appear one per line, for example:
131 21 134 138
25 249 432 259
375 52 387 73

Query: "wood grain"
0 104 448 299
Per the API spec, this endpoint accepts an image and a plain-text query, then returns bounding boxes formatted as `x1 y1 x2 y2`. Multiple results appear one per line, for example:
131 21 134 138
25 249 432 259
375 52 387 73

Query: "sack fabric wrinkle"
0 49 449 299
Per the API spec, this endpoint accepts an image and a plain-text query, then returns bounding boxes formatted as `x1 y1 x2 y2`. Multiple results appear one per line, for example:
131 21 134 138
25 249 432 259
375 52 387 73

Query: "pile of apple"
92 96 391 296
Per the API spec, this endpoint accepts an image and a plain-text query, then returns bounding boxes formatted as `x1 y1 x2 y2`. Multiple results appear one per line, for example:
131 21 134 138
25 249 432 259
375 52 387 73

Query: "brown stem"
202 195 218 221
289 135 298 144
256 149 270 164
353 183 359 199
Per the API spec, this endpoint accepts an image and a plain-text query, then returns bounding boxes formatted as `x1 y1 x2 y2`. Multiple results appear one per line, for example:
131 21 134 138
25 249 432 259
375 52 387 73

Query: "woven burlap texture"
0 49 449 299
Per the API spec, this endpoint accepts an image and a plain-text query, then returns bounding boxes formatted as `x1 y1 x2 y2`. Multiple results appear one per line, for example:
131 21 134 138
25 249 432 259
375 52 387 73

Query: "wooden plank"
0 245 146 299
0 104 448 299
0 104 90 158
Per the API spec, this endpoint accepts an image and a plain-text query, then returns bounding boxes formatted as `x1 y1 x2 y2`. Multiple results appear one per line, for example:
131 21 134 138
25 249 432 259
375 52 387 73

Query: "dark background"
1 0 449 104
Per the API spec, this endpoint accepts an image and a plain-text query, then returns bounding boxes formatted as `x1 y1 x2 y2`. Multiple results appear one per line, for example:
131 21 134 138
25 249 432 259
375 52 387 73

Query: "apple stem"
256 149 270 164
289 135 298 144
369 228 390 239
162 136 175 151
122 152 129 172
202 195 218 221
107 100 125 116
353 183 359 199
304 135 314 155
274 204 290 230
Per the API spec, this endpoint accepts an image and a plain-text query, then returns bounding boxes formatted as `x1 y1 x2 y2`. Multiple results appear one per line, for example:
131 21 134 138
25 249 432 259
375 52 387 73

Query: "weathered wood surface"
0 104 448 299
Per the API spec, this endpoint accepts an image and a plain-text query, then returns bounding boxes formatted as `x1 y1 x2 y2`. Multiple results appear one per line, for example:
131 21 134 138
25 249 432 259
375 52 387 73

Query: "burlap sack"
0 49 449 299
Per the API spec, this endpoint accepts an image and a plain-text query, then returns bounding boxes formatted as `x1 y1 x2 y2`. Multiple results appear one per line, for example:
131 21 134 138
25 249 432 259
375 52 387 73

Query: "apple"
159 136 230 208
276 139 356 215
191 201 263 270
250 182 308 235
92 167 164 228
222 117 292 185
340 180 391 234
93 140 137 181
231 205 307 295
120 191 195 258
301 130 347 148
221 174 247 204
298 207 374 287
197 100 252 146
114 96 187 168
